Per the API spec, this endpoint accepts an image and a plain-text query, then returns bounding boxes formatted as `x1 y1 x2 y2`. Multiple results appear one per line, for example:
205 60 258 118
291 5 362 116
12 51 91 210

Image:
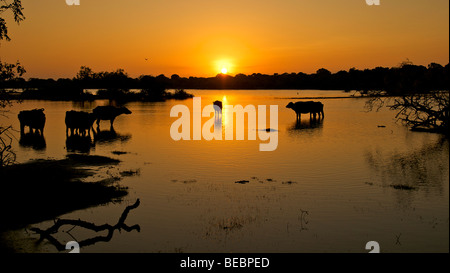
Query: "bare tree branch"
366 91 449 134
30 199 141 251
0 125 15 167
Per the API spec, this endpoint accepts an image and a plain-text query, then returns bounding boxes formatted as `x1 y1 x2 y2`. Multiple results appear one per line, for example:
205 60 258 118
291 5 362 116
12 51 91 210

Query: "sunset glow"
1 1 448 79
215 59 232 75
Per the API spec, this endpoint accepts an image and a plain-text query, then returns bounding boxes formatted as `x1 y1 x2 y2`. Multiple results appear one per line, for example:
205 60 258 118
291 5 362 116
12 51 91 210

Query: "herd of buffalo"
18 106 132 138
17 100 324 139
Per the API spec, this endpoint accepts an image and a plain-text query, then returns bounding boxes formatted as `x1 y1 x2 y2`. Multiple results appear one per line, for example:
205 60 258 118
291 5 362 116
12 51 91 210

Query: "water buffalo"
92 106 132 129
213 100 222 116
65 110 96 137
213 100 223 110
286 101 324 121
18 108 46 135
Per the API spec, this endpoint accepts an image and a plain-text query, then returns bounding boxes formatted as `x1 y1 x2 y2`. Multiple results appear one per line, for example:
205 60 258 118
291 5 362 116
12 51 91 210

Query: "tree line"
2 62 449 100
173 62 449 93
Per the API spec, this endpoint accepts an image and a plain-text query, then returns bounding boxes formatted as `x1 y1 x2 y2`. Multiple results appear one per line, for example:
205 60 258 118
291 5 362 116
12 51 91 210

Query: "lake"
1 90 448 253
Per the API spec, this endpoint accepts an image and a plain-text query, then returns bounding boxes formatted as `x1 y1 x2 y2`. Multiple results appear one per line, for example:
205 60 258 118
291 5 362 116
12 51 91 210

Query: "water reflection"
214 112 223 139
216 99 227 140
5 92 448 253
287 118 324 137
64 101 133 153
66 135 94 153
291 118 324 130
30 199 140 252
365 136 449 206
19 132 46 150
93 128 132 145
65 127 132 153
71 100 98 111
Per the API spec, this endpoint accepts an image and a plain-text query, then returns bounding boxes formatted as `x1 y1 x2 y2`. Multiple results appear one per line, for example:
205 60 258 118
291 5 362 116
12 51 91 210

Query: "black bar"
3 253 448 272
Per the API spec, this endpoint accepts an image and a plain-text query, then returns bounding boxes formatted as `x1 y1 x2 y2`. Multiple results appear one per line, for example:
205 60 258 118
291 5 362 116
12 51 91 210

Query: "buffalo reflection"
19 132 46 150
290 118 324 130
65 127 131 153
214 112 223 138
93 128 132 145
66 134 94 153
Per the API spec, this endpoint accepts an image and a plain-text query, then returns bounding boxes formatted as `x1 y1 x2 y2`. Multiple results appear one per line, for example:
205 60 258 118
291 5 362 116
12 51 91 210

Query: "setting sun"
215 60 233 75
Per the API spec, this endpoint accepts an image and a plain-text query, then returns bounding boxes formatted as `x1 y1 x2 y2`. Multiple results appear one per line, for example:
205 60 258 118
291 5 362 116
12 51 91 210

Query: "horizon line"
15 61 450 81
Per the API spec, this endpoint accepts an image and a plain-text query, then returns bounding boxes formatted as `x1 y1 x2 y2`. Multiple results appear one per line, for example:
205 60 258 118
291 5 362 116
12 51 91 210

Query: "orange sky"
0 0 448 79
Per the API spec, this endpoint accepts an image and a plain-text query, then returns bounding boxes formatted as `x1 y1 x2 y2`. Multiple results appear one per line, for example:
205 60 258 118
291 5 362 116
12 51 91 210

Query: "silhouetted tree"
76 66 93 79
366 91 449 135
391 92 449 134
1 0 26 107
364 61 449 135
1 0 26 167
169 89 193 100
0 0 25 41
0 61 25 107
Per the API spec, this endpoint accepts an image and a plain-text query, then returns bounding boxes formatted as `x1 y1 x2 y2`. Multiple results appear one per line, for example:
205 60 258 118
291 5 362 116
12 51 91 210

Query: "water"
1 90 448 253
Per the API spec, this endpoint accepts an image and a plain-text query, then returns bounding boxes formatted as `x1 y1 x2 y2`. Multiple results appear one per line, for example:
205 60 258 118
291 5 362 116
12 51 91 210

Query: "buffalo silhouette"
18 108 46 135
286 101 324 121
92 106 132 130
65 110 96 137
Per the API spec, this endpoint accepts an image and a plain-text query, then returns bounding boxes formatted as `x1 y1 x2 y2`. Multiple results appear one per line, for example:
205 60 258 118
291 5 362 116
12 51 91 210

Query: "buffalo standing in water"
18 108 46 135
92 106 132 130
213 100 223 117
65 111 97 137
286 101 324 122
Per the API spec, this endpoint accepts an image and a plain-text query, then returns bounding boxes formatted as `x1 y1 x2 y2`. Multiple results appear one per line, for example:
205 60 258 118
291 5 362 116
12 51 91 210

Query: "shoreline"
0 154 139 253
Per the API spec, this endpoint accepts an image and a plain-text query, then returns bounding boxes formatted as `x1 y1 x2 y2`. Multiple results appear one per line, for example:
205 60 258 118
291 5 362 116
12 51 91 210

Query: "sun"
215 59 233 75
216 60 232 75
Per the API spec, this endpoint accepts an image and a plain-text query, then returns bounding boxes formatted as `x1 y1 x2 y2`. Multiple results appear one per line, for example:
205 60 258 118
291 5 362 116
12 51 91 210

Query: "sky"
0 0 448 79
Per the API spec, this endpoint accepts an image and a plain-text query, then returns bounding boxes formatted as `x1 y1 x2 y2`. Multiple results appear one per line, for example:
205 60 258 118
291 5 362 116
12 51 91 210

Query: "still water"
2 90 449 253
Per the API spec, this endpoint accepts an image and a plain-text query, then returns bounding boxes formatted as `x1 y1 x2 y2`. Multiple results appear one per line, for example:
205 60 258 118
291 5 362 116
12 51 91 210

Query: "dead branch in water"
30 199 140 251
365 91 449 134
